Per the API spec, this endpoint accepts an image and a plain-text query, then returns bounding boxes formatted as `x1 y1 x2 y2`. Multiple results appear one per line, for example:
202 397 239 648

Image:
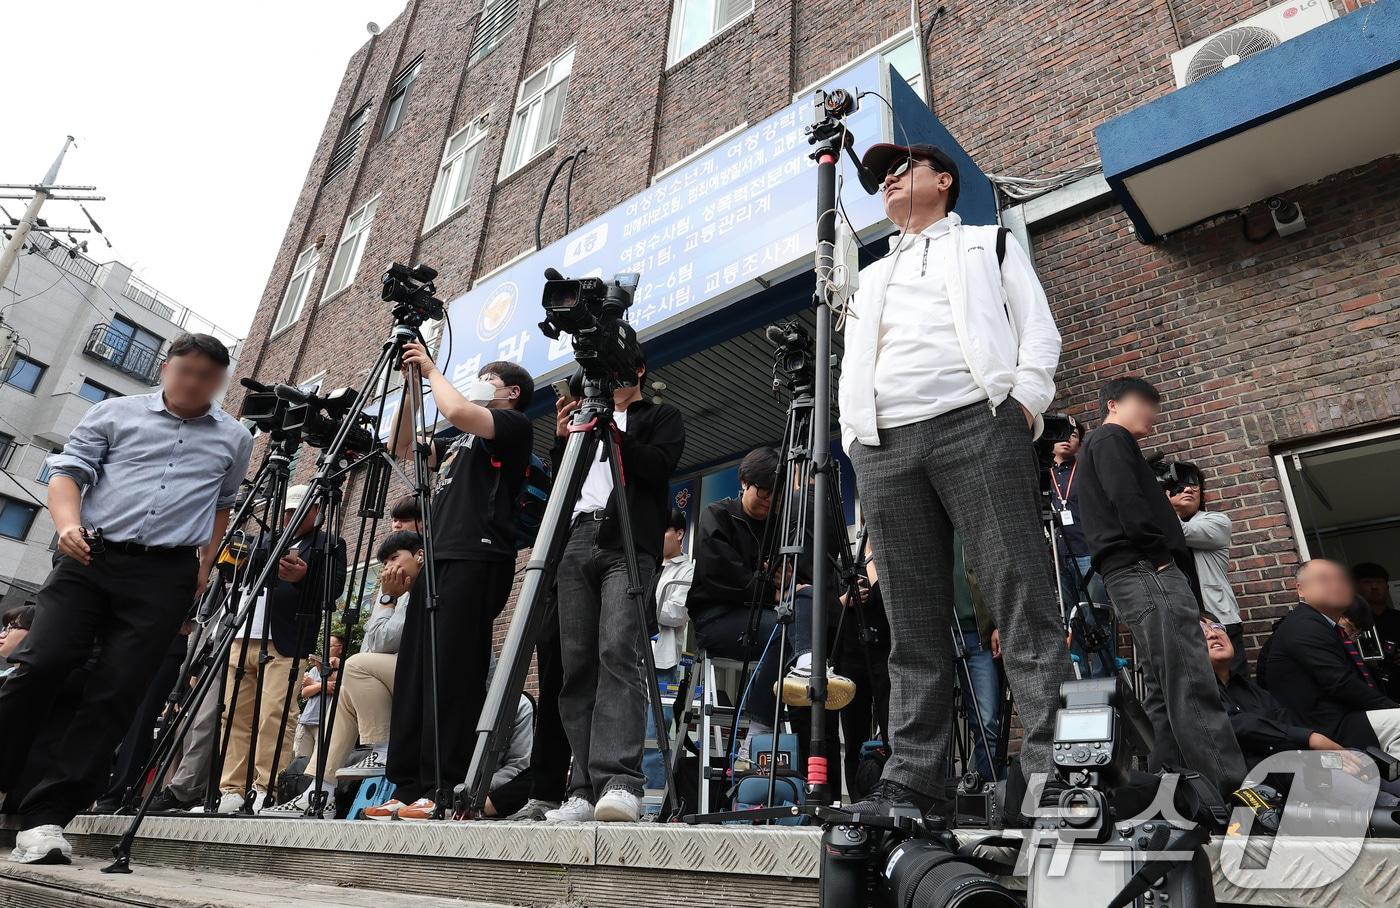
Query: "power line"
0 466 49 510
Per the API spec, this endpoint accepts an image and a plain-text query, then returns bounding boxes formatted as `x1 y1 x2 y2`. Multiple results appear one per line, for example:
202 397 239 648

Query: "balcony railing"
83 324 163 385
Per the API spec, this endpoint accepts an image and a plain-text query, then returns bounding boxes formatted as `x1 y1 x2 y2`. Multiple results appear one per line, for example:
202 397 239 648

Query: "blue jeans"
642 666 682 791
954 629 1002 781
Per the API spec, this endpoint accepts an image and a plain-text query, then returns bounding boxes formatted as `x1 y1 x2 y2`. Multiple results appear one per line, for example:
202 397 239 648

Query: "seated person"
264 530 420 817
0 605 36 681
1207 617 1397 807
1207 618 1352 767
1262 559 1400 757
479 691 535 819
686 446 854 743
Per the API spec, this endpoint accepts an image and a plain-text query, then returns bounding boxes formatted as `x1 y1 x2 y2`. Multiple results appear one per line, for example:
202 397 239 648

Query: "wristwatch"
379 593 395 606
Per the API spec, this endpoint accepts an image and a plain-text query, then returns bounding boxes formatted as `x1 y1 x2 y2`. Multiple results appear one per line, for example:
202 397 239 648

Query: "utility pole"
0 136 76 293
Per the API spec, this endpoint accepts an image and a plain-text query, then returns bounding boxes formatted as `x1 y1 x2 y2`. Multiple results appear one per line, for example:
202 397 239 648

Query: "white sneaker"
190 789 259 814
544 795 594 823
9 825 72 865
594 788 641 823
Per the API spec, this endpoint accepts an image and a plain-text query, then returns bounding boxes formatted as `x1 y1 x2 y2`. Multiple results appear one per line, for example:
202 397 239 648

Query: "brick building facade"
233 0 1399 663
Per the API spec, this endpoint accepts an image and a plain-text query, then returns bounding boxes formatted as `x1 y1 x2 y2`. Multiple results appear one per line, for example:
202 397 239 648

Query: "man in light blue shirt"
1 333 252 865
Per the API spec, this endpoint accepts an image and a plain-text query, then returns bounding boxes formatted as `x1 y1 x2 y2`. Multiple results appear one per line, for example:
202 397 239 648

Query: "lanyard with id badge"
1050 463 1076 526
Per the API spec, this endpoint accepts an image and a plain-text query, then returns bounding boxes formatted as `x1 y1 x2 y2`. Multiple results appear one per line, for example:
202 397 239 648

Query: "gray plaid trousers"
849 401 1070 796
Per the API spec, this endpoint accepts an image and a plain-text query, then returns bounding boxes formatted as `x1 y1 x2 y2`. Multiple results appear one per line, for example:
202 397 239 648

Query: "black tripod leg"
462 426 601 813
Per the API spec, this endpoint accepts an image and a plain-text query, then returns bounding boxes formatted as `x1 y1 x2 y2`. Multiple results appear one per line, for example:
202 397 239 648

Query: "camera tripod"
1043 510 1120 681
459 371 677 815
104 300 439 872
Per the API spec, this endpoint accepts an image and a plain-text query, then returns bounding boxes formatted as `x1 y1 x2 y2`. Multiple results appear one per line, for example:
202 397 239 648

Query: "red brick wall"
230 0 1400 669
1037 155 1400 655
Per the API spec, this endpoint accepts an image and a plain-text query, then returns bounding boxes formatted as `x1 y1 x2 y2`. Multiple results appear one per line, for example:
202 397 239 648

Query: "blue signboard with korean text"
426 56 896 410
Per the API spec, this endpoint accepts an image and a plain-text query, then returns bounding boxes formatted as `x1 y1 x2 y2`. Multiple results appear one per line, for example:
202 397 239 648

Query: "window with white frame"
500 48 574 177
796 33 925 103
424 118 489 231
881 35 924 100
668 0 753 65
272 246 321 332
322 198 379 300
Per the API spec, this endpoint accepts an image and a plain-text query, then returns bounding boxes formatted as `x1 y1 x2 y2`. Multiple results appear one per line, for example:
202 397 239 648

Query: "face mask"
468 379 500 404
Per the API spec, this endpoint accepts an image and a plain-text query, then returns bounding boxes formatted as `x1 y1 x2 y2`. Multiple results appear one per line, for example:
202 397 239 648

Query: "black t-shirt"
430 408 532 561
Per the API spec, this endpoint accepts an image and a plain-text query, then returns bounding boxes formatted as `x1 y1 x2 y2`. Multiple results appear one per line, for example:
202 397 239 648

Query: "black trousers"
99 632 188 805
0 549 196 829
387 557 513 804
528 589 571 803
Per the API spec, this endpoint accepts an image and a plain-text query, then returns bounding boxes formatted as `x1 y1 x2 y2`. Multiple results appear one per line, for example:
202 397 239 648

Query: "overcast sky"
2 1 408 339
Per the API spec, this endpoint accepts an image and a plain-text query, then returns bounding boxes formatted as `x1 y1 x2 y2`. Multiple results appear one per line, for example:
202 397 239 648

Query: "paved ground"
0 856 535 908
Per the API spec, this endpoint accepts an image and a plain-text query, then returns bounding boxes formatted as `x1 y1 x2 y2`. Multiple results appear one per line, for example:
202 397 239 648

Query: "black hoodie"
688 497 771 618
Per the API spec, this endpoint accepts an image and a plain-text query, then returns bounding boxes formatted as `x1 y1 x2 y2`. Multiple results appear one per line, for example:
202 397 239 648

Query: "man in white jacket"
838 143 1070 818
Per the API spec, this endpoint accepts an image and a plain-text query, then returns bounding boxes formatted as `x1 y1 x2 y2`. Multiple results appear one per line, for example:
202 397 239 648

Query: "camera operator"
688 447 857 751
546 357 685 823
0 334 252 865
209 484 347 814
365 344 534 822
1166 459 1246 673
837 142 1068 818
1077 377 1246 799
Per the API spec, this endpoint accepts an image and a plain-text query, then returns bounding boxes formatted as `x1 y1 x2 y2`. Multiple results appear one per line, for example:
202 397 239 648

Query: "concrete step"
0 856 518 908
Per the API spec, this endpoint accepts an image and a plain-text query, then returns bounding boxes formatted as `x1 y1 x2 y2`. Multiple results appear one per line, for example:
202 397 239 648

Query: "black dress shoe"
843 779 937 818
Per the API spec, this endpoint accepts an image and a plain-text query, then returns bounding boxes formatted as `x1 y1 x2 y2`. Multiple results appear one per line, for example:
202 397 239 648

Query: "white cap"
284 484 310 512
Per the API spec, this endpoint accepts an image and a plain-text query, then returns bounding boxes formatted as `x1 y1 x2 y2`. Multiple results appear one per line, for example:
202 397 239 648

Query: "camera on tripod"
382 262 446 326
538 267 644 388
766 320 814 393
240 380 377 458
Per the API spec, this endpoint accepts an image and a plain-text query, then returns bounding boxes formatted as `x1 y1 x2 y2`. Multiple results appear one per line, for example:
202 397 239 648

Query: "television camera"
538 267 644 389
239 379 377 458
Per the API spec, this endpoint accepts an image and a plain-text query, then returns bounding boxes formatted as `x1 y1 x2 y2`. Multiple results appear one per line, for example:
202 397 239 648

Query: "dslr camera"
1028 678 1215 908
539 267 644 388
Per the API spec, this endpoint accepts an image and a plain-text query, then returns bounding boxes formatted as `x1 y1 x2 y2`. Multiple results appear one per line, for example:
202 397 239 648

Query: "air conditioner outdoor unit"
1170 0 1338 88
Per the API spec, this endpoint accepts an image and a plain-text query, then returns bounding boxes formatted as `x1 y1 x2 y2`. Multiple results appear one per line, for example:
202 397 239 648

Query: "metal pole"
0 136 74 293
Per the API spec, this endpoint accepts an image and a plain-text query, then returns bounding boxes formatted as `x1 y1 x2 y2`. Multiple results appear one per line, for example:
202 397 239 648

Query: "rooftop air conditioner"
1170 0 1338 88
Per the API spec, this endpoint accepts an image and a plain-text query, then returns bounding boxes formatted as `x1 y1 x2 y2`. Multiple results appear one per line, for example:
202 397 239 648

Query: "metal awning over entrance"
1095 0 1400 242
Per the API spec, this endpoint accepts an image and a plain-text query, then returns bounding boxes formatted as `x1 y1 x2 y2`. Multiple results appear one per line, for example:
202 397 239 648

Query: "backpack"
514 452 552 549
728 732 806 825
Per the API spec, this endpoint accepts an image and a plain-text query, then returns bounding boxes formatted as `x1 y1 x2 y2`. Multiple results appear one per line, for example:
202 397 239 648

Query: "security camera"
1268 196 1306 237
